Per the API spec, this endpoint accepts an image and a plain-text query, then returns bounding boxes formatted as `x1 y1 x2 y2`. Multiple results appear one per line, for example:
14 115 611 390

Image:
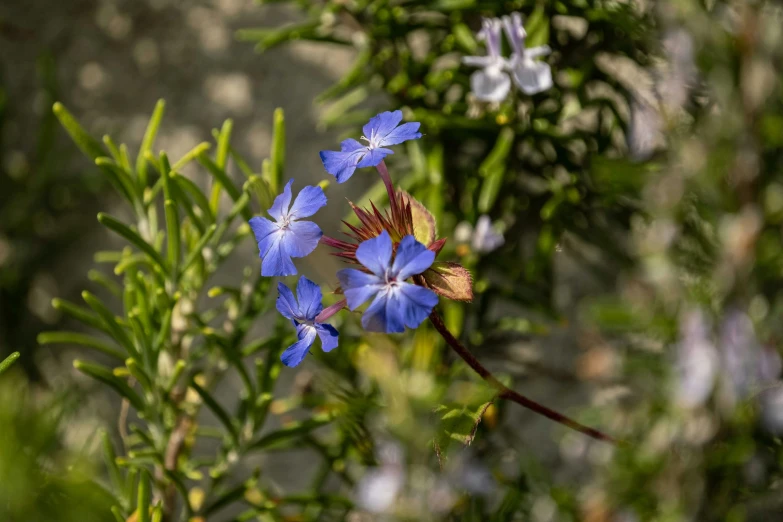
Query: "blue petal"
276 282 301 321
378 122 422 147
296 276 323 321
315 323 339 352
337 268 384 310
397 283 438 329
356 147 394 168
261 235 297 276
391 235 435 280
319 139 368 183
362 291 405 333
355 230 393 277
249 216 280 257
289 185 327 220
363 111 403 142
283 220 323 258
281 325 317 367
268 179 294 222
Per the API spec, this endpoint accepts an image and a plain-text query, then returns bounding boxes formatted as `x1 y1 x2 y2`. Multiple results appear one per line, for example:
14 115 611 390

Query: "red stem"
428 311 620 444
376 161 400 224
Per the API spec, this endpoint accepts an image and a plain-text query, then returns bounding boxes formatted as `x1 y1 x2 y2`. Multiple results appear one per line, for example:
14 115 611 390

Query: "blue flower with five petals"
337 231 438 333
277 277 339 367
249 179 326 277
319 110 422 183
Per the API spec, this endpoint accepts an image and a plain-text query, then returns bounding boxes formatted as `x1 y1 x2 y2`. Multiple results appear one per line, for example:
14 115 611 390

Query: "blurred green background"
2 0 783 520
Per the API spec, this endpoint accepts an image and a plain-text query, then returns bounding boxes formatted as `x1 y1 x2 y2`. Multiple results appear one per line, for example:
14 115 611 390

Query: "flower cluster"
462 13 552 102
250 110 473 366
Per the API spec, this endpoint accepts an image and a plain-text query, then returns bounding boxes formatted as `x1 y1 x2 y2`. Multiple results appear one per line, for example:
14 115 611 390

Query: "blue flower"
277 276 339 367
319 110 422 183
249 179 326 277
337 231 438 333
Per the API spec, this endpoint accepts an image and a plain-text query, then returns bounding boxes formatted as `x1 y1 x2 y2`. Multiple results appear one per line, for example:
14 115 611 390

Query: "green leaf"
74 359 145 411
101 430 124 497
479 127 515 177
478 166 505 214
0 352 20 375
98 213 168 274
88 269 122 297
210 119 234 211
269 108 285 194
316 48 371 103
95 157 140 205
249 414 334 451
245 175 274 211
137 469 152 522
38 331 125 360
81 291 138 359
164 200 180 276
53 102 106 160
51 297 107 332
181 224 217 275
110 506 125 522
453 23 478 54
190 379 239 444
400 191 436 245
172 173 214 224
422 262 474 302
198 153 247 216
136 99 165 187
171 141 211 171
524 6 550 49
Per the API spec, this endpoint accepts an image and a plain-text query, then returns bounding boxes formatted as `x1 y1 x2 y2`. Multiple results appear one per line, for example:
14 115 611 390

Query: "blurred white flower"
674 310 719 409
760 386 783 435
720 310 763 404
657 28 697 111
455 215 505 254
462 14 553 102
355 442 405 513
628 98 663 161
447 450 495 495
502 13 553 95
462 19 511 102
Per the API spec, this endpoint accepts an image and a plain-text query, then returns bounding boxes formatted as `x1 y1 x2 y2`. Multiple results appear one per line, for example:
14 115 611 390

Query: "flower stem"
376 161 400 224
428 310 620 444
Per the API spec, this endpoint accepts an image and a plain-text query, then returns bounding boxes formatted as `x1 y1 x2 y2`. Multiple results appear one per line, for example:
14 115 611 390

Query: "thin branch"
428 311 621 445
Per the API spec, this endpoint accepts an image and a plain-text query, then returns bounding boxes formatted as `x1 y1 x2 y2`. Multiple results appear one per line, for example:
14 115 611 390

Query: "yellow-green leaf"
422 262 473 302
400 191 436 245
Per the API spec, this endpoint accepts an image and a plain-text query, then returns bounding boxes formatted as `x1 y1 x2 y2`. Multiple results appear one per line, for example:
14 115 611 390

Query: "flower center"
278 216 292 229
360 130 379 149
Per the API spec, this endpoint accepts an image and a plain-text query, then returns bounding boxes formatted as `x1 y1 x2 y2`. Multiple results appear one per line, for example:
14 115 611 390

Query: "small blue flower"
249 179 326 277
319 110 422 183
337 231 438 333
277 276 339 367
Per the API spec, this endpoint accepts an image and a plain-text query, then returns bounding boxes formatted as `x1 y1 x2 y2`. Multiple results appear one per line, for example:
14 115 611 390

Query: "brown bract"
322 189 473 302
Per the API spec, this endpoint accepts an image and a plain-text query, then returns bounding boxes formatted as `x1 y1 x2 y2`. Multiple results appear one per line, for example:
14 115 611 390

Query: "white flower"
674 310 719 409
462 14 553 102
355 442 405 513
502 13 553 95
455 215 505 254
462 18 511 102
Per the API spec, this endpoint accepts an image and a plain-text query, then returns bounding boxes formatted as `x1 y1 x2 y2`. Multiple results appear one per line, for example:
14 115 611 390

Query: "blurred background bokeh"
2 0 783 520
